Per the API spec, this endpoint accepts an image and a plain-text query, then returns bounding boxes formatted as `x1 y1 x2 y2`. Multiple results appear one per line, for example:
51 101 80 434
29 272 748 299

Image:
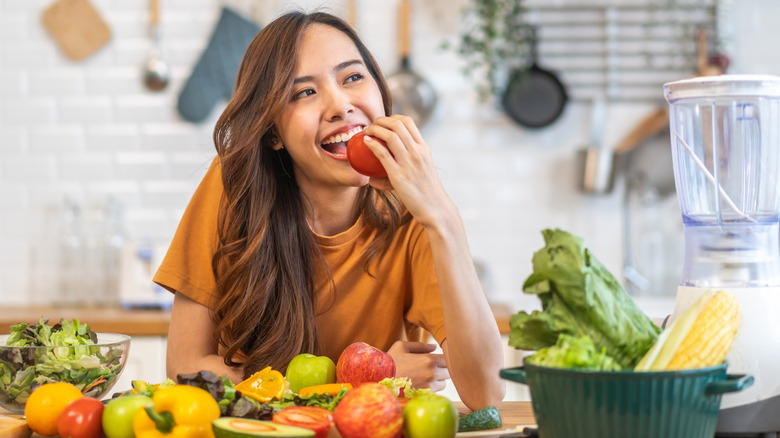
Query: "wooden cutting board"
41 0 111 61
0 415 31 438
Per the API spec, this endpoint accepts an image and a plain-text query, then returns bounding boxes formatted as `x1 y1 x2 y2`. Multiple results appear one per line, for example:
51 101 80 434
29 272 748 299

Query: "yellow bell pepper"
133 384 221 438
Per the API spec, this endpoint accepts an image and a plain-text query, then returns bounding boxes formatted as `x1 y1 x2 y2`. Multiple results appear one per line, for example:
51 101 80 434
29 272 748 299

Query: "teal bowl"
501 361 753 438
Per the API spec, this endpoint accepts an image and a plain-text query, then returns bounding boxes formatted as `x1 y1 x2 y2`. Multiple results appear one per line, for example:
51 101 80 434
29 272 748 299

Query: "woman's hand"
362 115 457 228
387 341 449 392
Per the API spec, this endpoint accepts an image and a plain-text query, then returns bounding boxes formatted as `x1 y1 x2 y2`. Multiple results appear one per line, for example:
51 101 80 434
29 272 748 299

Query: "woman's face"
274 23 385 190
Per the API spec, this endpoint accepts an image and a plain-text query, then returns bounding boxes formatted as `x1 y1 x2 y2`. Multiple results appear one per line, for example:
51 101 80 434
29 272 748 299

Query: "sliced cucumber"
458 405 502 432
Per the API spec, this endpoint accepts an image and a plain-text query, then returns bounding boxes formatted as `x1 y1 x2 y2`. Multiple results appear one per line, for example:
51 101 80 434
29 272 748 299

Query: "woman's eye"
345 73 364 83
293 88 315 100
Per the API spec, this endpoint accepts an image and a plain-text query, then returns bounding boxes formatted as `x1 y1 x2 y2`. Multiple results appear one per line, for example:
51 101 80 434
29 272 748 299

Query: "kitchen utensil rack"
521 0 719 102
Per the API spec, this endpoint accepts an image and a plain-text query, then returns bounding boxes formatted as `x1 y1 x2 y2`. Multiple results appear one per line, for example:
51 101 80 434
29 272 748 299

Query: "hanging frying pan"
502 26 568 128
386 0 437 127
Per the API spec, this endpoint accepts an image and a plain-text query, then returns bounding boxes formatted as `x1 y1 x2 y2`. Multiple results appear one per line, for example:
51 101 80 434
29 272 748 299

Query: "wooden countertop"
3 401 535 438
0 303 515 337
0 306 171 336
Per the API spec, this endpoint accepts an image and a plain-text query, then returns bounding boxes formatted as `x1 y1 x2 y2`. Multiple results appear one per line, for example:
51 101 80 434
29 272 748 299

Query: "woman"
154 10 505 409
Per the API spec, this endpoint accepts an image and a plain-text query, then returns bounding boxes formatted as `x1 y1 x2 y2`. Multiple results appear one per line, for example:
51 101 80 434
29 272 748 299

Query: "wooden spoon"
614 107 669 155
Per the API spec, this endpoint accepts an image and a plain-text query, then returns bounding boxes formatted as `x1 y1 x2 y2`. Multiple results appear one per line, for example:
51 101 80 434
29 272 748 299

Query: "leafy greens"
526 334 621 371
510 229 661 369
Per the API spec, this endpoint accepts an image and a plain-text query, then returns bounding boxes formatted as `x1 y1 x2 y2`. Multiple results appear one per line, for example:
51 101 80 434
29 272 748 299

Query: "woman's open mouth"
320 126 364 157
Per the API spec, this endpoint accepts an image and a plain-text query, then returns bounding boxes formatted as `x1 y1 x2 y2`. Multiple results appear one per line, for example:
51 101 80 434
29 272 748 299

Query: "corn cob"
635 290 741 371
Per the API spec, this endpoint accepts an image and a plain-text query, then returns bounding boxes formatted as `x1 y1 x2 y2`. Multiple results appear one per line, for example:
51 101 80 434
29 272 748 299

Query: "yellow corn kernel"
665 291 741 370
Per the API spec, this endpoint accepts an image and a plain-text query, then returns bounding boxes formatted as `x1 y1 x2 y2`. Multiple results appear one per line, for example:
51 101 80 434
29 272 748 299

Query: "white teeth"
322 126 364 146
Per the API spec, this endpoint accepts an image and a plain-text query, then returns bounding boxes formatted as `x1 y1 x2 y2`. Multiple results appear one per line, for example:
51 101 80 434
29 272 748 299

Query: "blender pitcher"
665 75 780 435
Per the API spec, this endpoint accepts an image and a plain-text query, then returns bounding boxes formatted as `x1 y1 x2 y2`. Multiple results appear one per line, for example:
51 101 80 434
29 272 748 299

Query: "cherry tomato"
57 397 105 438
272 406 333 438
347 131 388 178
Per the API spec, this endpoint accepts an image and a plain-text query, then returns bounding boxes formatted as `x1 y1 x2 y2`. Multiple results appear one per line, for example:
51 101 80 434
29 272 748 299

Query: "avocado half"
213 418 315 438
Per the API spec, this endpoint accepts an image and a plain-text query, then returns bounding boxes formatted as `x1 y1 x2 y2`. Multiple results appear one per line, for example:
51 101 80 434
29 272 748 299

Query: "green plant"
448 0 530 101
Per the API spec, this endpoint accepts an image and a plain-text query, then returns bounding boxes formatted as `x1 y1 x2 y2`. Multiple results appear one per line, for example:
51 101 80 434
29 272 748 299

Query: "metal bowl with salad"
0 318 130 414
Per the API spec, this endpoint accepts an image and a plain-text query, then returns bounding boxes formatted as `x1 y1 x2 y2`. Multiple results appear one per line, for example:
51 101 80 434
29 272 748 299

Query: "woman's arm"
365 115 506 410
429 220 506 410
167 292 245 383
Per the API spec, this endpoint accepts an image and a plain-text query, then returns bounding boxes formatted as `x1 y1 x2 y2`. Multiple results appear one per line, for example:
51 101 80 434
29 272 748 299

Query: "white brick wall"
5 0 773 311
0 0 658 309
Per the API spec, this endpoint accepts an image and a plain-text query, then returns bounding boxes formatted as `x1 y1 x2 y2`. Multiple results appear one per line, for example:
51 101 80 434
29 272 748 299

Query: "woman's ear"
271 137 284 151
269 129 284 151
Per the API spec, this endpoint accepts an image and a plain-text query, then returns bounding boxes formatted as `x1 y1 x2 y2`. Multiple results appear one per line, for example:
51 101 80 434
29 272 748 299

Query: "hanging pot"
386 0 437 127
502 26 568 128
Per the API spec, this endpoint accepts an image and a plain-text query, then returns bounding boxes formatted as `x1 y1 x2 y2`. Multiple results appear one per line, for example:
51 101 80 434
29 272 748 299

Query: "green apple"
102 394 153 438
285 353 337 394
402 394 459 438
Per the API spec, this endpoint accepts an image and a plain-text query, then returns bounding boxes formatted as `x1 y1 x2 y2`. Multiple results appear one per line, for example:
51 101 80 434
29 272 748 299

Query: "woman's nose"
323 87 354 120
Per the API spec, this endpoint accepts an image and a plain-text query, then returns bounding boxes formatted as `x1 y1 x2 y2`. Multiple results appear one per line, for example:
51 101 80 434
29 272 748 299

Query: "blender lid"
664 74 780 101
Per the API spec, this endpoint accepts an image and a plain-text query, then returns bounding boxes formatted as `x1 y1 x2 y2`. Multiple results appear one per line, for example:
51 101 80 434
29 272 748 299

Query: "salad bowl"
0 332 130 414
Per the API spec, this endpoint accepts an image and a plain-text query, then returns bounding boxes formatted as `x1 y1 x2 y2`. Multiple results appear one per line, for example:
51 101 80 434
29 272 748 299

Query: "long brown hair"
211 11 404 377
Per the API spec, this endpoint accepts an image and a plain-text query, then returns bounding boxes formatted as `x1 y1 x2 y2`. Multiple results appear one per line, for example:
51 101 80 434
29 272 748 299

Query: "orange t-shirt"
153 157 446 364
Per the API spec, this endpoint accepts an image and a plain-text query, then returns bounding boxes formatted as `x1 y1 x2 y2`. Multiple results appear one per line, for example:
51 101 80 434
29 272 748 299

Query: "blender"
665 75 780 435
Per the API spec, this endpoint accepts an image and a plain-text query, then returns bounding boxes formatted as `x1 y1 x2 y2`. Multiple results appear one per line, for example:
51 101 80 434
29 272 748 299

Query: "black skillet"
502 26 568 129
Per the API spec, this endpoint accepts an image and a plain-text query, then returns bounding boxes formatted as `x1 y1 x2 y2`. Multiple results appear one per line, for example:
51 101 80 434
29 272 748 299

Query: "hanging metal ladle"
143 0 169 91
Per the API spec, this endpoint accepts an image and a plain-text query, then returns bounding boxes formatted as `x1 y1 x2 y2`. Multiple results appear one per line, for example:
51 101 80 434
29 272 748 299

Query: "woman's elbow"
459 379 506 411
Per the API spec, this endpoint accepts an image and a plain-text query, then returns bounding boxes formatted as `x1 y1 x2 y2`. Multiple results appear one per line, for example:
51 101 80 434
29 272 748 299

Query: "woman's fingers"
363 115 432 179
362 134 400 176
427 379 447 393
387 340 450 390
391 114 424 144
365 115 419 162
403 342 439 354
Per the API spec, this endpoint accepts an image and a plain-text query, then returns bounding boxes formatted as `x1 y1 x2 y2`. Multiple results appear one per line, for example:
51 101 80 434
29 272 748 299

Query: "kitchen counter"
0 303 517 336
0 306 171 336
2 401 535 437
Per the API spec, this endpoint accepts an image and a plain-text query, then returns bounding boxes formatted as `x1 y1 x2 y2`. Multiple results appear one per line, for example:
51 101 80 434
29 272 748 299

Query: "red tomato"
272 406 333 438
57 397 105 438
347 131 388 178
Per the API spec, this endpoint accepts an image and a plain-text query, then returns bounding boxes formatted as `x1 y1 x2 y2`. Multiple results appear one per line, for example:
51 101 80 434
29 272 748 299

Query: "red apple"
336 342 396 387
334 383 402 438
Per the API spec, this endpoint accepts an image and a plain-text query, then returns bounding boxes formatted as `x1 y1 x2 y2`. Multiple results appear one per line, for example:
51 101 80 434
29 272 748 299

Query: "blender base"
715 434 778 438
673 286 780 434
716 392 780 435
